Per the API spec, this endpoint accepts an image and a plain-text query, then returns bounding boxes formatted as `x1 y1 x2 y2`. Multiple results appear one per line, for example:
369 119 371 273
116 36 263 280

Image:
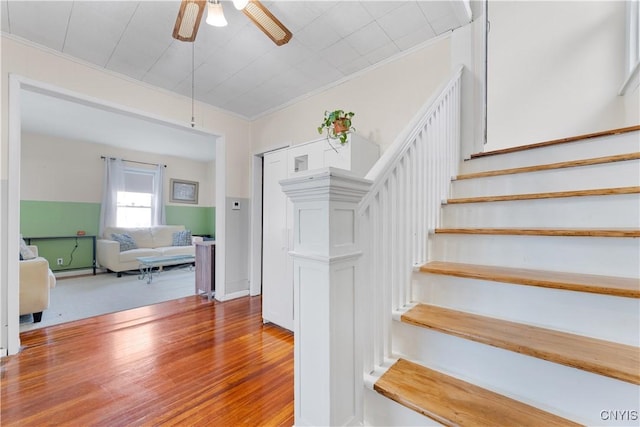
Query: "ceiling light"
172 0 206 42
242 1 292 46
206 0 227 27
232 0 249 10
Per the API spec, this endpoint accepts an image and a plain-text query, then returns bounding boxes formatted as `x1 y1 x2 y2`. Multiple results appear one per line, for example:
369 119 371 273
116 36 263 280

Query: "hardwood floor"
1 296 294 426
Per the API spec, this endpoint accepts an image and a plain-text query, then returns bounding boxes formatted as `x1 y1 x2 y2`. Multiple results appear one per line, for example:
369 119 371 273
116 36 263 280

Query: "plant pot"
333 118 349 134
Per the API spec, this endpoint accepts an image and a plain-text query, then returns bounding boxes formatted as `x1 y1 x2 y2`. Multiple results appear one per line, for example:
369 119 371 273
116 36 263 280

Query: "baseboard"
54 268 105 279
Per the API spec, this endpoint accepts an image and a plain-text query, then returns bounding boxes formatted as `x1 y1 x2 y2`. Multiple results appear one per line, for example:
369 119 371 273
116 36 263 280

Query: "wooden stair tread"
470 125 640 159
374 358 581 427
458 152 640 180
402 304 640 385
435 228 640 237
420 261 640 298
447 186 640 204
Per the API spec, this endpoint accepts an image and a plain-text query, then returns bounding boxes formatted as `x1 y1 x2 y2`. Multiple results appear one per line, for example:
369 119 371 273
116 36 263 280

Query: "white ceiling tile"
295 12 342 51
418 1 455 21
63 1 139 67
320 40 361 69
268 39 314 67
376 2 430 41
266 1 325 33
295 57 343 86
143 41 196 91
222 26 274 64
365 41 401 65
337 55 371 76
345 22 391 56
395 25 437 52
361 1 405 19
322 2 373 38
6 0 73 50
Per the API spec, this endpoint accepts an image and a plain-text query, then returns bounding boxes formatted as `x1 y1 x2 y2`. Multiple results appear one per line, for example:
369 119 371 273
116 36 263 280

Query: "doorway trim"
5 74 225 355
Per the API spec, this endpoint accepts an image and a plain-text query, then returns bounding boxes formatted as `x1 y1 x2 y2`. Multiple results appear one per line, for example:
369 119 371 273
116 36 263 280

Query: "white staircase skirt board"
441 194 640 228
412 274 640 346
363 387 443 426
392 322 640 426
451 160 640 198
430 234 640 278
459 132 640 174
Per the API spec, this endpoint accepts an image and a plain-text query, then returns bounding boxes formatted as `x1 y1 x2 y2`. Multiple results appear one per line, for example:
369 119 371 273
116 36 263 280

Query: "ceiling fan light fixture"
232 0 249 10
172 0 206 42
206 0 228 27
243 1 292 46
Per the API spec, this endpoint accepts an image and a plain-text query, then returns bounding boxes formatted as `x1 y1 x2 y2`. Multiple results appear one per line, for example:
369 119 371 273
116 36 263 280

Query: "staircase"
366 126 640 426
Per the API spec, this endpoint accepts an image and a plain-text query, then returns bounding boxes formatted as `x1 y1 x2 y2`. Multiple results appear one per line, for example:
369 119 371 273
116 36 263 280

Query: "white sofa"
97 225 202 275
20 245 56 322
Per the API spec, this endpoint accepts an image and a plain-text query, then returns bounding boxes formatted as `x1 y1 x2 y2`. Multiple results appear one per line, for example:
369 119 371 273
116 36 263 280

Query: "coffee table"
137 254 195 284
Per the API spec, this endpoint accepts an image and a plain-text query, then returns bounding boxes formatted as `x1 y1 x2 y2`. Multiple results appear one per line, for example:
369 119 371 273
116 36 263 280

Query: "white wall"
21 132 215 206
487 1 639 150
0 35 253 353
251 37 452 154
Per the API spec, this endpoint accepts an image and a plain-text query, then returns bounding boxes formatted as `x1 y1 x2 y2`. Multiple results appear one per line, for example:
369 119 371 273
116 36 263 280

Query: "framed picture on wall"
170 179 199 204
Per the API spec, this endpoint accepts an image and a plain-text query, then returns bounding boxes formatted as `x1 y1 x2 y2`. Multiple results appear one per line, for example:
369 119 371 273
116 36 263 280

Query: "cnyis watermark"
600 409 639 422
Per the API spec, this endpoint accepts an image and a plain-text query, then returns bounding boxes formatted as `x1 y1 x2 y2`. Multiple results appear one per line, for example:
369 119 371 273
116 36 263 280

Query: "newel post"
281 167 372 427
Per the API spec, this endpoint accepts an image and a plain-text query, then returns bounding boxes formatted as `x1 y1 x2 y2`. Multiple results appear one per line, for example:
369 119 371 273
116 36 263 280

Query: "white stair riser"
412 273 640 346
441 194 640 228
430 234 640 278
452 160 640 198
392 322 640 426
364 387 442 426
460 132 640 174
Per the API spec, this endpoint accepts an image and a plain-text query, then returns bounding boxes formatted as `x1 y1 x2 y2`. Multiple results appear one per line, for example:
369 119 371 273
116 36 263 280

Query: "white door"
262 148 293 330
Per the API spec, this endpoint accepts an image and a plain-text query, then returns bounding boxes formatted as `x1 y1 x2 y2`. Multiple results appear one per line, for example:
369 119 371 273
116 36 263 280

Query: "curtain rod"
101 156 166 168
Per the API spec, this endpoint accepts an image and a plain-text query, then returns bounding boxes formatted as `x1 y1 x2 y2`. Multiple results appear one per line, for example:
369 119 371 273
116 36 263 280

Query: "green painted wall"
165 205 216 237
20 200 215 272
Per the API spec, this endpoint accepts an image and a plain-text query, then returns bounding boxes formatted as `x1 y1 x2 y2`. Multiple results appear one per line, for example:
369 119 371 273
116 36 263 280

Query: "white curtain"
99 158 125 237
152 164 166 226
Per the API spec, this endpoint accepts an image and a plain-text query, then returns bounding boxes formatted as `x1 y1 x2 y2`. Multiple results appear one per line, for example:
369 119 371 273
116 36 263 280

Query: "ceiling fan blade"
172 0 206 42
242 1 292 46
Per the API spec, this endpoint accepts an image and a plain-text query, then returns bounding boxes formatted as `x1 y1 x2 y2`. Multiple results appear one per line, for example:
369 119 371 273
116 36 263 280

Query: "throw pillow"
19 235 36 260
111 233 138 252
172 230 192 246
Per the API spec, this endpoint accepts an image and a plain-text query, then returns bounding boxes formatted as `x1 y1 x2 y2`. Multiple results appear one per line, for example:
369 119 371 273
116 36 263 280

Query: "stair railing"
358 66 463 373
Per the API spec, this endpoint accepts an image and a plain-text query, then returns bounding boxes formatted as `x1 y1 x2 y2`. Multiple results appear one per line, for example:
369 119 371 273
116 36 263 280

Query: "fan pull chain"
191 42 195 128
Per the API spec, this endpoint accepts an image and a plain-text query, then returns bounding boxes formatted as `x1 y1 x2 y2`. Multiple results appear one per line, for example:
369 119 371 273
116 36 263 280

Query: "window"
116 169 155 227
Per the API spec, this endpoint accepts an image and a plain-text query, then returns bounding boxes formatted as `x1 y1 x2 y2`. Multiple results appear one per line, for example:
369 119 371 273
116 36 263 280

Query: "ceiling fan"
172 0 292 46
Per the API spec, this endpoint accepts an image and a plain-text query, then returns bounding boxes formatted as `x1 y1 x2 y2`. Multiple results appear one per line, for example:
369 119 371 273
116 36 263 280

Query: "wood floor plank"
0 296 294 426
469 125 640 159
447 186 640 204
420 261 640 298
374 358 581 426
402 304 640 384
458 152 640 180
435 228 640 237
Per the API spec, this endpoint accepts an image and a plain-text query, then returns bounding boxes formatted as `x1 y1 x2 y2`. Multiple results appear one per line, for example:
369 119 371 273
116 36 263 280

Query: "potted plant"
317 109 355 145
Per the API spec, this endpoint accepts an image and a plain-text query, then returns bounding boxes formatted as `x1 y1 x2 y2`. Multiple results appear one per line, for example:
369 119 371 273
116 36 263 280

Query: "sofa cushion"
172 230 192 246
150 225 185 247
118 248 162 263
111 233 138 252
160 246 197 257
104 227 154 248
